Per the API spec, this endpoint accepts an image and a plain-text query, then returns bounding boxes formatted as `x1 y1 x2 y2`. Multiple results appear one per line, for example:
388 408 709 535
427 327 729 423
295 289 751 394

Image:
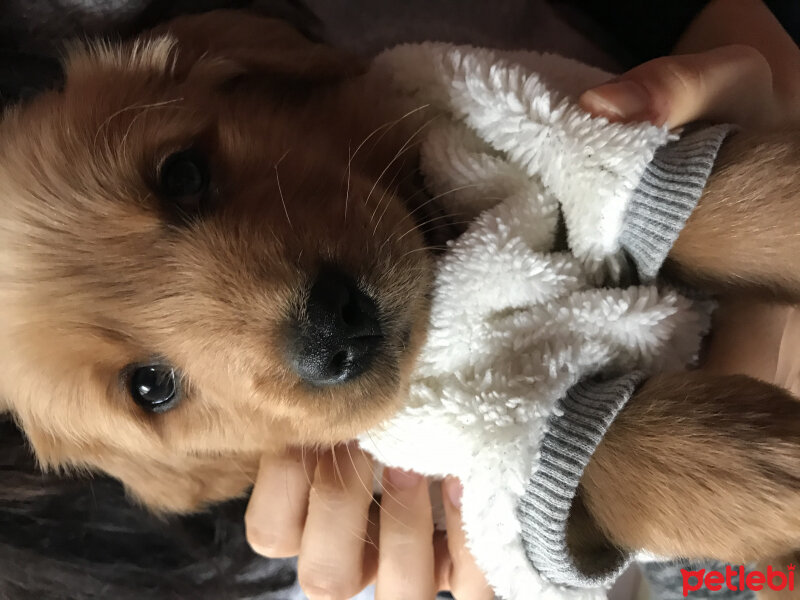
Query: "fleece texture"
359 43 728 600
516 123 730 591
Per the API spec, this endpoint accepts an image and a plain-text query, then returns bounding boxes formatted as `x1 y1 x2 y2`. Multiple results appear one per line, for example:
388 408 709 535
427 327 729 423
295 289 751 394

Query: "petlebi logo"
682 564 796 596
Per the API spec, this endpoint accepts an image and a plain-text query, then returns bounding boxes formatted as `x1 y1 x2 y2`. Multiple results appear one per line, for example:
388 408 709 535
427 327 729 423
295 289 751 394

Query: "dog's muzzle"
286 266 383 386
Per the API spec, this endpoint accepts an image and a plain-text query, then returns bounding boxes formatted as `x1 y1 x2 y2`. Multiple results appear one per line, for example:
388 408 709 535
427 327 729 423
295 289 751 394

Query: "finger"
376 468 437 600
298 444 375 600
579 44 775 128
245 448 317 557
442 478 494 600
362 500 381 586
433 531 452 590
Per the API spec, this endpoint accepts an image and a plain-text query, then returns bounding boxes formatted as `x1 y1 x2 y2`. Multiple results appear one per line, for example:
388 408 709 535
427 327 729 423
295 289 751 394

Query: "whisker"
372 180 401 238
377 185 494 255
347 531 375 545
397 183 482 230
339 103 429 218
366 425 410 448
227 454 257 486
371 164 421 238
120 103 179 151
363 431 389 463
373 465 414 514
363 533 379 552
397 243 450 261
396 213 468 243
274 149 293 231
350 103 430 165
93 97 184 150
344 443 379 530
331 442 343 488
377 493 415 533
364 137 425 213
363 116 437 210
372 166 426 238
344 142 352 222
369 162 404 231
283 455 292 504
301 445 314 490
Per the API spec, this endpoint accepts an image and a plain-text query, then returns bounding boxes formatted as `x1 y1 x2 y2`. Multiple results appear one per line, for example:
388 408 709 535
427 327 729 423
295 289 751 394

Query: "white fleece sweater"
358 43 729 600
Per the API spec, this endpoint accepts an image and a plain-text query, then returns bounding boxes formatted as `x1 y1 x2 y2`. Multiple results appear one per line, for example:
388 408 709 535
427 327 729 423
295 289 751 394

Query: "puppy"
2 8 800 584
0 10 435 511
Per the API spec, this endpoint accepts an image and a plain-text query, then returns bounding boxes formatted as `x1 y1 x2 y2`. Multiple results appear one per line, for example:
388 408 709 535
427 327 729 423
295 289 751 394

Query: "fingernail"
580 80 652 121
444 477 462 509
384 467 423 490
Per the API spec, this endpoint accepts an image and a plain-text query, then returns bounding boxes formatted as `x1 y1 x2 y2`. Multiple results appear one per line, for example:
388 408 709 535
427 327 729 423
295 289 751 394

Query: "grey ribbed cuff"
620 124 733 282
518 372 647 589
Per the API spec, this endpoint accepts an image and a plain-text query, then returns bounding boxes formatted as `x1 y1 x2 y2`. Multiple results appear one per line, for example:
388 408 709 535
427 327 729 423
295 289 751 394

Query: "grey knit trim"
518 372 647 589
620 124 733 282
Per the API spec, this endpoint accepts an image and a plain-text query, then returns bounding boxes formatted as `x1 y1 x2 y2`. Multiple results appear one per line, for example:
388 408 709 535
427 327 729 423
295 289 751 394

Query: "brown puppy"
1 8 800 579
0 11 435 511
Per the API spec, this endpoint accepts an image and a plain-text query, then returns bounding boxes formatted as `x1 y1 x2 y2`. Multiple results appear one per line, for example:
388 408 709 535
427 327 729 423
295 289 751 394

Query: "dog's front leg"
667 129 800 300
576 371 800 563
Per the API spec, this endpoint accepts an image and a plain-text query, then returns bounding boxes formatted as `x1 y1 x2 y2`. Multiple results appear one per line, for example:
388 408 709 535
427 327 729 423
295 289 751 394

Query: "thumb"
579 44 775 128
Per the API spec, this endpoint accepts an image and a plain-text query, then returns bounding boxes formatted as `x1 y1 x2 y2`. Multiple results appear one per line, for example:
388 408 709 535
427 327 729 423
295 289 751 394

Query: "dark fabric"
0 1 323 53
767 0 800 45
0 1 325 105
0 418 303 600
552 0 800 68
0 50 63 104
551 1 704 68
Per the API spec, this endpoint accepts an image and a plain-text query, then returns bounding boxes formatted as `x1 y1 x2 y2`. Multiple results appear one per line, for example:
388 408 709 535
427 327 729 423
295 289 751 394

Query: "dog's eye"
129 364 179 413
158 149 209 210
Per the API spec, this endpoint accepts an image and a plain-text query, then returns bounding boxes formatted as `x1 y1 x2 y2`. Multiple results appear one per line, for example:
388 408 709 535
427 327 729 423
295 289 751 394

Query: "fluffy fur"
0 11 434 511
357 42 709 600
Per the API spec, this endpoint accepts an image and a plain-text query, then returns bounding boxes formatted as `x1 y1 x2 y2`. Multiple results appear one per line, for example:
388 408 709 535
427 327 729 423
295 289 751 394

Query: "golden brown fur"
668 129 800 299
578 131 800 592
0 11 433 511
583 373 800 562
2 8 800 587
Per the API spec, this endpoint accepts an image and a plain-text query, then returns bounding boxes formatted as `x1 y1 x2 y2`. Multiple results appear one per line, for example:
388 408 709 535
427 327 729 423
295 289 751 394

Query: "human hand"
244 445 492 600
579 44 782 128
579 0 800 129
577 0 800 387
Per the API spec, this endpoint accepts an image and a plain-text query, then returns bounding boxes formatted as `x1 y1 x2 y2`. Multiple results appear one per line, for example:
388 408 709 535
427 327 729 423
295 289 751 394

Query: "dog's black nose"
288 267 383 386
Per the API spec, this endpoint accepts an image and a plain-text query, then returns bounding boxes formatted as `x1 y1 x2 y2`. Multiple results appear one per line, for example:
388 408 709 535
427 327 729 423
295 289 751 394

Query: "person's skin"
580 0 800 129
579 0 800 391
246 1 800 598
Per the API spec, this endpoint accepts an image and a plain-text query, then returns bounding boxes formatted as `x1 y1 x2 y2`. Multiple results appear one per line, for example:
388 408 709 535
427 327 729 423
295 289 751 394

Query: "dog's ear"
88 451 257 513
22 421 255 512
152 9 362 86
14 406 255 513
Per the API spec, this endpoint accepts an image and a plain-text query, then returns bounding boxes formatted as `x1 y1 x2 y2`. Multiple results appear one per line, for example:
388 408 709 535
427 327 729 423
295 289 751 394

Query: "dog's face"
0 11 434 510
